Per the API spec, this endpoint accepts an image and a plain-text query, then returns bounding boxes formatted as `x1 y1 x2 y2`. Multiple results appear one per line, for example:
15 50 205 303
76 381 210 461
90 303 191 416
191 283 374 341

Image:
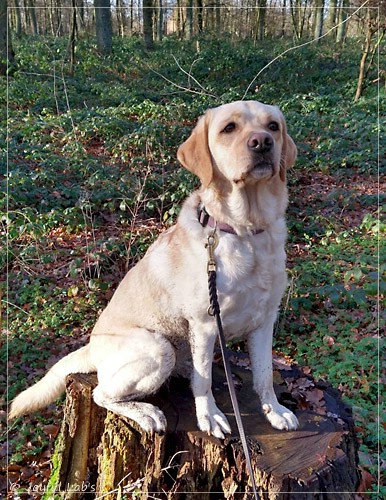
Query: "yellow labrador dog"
10 100 298 438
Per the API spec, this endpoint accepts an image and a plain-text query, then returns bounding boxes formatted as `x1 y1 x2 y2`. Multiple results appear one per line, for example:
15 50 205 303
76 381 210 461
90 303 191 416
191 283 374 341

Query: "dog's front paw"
262 403 299 431
195 397 231 439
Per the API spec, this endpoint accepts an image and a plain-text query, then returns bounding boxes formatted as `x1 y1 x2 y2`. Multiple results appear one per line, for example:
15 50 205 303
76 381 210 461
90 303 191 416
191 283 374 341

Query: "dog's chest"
214 234 285 338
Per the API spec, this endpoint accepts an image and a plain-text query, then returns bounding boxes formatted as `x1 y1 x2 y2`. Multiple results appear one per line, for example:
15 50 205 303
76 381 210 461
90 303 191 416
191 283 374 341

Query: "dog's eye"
268 121 279 132
222 122 236 133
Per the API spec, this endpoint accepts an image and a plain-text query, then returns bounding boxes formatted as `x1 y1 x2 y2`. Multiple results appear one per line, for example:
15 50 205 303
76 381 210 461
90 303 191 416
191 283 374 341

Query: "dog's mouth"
249 149 275 173
232 153 277 184
234 164 274 184
245 160 275 181
252 161 274 172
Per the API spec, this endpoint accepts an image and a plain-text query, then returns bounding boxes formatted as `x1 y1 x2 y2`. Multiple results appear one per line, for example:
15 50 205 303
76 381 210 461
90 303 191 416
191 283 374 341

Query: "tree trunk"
327 0 337 31
143 0 154 49
77 0 85 30
186 0 193 40
48 353 360 498
336 0 349 43
177 0 185 39
314 0 324 41
0 0 15 76
13 0 23 35
215 0 220 34
116 0 126 37
48 0 55 36
130 0 134 33
281 0 287 37
94 0 112 56
26 0 38 35
354 7 378 102
289 0 301 39
68 1 77 76
257 0 267 41
156 0 163 42
197 0 203 33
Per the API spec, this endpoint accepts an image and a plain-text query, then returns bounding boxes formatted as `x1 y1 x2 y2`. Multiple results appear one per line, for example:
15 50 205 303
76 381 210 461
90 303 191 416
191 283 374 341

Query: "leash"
206 231 260 500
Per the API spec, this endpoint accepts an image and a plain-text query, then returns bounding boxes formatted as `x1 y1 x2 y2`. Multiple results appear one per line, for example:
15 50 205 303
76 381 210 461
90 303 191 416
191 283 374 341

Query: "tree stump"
46 353 359 499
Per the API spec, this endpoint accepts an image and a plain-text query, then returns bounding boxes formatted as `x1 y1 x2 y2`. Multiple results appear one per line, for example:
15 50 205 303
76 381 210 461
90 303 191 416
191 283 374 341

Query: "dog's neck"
199 179 288 236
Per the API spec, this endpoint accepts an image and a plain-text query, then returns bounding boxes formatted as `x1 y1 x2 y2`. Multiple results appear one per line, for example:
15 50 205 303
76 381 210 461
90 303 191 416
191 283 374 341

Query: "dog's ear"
279 120 297 182
177 111 213 187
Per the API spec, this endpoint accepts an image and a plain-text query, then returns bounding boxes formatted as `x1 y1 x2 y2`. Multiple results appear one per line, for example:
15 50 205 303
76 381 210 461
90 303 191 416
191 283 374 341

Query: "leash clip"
205 230 218 274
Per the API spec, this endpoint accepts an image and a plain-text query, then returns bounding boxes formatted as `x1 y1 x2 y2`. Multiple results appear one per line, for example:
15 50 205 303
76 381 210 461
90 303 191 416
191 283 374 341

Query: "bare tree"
289 0 309 39
186 0 193 40
5 0 379 47
95 0 112 55
12 0 22 34
0 0 15 75
77 0 85 30
327 0 338 31
281 0 287 36
197 0 204 33
355 4 385 101
336 0 349 43
69 0 77 75
116 0 127 37
314 0 324 40
27 0 38 35
143 0 154 49
156 0 163 41
257 0 267 41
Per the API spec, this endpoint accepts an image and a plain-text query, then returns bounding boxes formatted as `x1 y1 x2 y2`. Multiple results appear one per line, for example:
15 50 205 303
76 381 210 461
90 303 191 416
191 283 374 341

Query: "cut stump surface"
47 353 359 499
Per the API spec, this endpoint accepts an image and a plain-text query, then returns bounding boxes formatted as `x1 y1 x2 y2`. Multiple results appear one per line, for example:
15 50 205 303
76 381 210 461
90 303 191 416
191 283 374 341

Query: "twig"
3 300 30 316
160 450 189 482
365 30 385 80
145 62 220 101
171 54 208 95
79 190 100 284
275 272 295 337
124 161 154 272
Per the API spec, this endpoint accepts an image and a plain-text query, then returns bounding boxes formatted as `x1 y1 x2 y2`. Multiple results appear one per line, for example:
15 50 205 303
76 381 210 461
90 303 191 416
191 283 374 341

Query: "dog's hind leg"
92 329 175 434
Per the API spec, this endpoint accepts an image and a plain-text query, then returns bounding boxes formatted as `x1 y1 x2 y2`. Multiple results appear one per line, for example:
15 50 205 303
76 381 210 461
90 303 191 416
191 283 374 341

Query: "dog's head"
177 100 297 188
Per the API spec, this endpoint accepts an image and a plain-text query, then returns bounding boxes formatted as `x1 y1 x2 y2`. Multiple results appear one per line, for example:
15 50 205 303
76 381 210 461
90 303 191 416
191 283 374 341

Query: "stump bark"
46 354 359 499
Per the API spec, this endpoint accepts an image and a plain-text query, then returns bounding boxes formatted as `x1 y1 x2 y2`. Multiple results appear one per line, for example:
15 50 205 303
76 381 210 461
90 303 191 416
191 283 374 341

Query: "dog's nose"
248 132 273 153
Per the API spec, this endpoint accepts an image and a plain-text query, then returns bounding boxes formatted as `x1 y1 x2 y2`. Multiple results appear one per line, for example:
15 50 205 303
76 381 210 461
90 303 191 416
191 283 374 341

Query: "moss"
43 427 66 499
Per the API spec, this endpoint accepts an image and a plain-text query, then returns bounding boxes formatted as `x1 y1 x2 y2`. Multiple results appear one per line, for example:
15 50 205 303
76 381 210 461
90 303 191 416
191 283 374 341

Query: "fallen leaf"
43 424 60 438
20 466 35 480
8 464 21 472
296 377 314 390
356 466 374 495
273 371 284 384
323 335 335 347
307 388 324 405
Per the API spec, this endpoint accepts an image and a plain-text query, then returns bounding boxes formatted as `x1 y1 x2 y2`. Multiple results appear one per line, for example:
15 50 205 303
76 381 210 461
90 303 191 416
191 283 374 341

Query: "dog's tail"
9 345 95 419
